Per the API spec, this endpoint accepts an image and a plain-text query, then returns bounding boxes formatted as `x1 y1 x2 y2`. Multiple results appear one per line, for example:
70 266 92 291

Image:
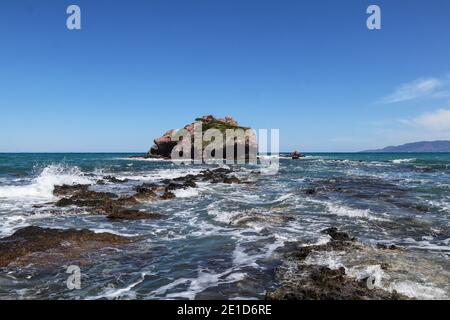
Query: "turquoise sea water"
0 152 449 299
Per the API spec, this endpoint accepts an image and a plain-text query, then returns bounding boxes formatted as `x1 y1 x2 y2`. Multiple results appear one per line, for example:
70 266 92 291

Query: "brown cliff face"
149 129 178 158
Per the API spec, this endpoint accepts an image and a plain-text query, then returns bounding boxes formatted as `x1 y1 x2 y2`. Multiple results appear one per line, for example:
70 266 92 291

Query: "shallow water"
0 152 449 299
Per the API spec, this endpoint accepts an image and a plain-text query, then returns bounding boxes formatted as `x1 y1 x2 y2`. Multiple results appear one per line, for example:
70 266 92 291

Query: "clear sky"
1 0 450 152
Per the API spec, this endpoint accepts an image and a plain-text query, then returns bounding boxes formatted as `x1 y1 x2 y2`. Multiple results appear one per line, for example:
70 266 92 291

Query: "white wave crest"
326 202 387 221
173 187 199 198
0 164 92 200
391 158 415 164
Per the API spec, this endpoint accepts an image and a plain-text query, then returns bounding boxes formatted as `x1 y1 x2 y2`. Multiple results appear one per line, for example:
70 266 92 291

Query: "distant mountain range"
362 140 450 153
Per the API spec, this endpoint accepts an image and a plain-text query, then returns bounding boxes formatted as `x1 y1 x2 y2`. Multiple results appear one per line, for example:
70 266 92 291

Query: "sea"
0 152 449 299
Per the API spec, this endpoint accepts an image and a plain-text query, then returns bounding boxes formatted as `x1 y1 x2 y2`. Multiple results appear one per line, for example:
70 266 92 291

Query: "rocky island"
134 115 257 161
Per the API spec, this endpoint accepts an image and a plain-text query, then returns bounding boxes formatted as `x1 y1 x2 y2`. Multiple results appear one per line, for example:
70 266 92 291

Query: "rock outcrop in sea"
290 150 305 159
142 115 257 161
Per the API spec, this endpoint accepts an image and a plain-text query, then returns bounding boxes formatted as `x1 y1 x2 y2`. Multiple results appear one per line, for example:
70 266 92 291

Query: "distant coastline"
361 140 450 153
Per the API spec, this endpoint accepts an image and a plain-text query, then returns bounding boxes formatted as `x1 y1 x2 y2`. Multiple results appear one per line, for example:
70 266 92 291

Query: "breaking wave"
325 202 388 221
0 164 92 200
391 158 416 164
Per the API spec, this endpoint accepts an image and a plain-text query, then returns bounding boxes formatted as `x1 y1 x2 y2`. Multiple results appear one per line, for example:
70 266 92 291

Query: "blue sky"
1 0 450 152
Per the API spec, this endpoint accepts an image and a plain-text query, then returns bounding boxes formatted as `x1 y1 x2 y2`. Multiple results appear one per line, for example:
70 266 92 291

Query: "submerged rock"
0 226 131 268
303 176 406 200
230 213 295 226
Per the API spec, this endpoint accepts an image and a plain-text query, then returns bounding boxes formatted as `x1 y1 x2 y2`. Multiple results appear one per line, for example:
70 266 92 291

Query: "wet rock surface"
53 184 90 197
102 176 129 184
0 226 132 268
267 265 404 300
322 227 356 242
107 208 163 220
54 188 141 216
55 189 118 209
266 228 408 300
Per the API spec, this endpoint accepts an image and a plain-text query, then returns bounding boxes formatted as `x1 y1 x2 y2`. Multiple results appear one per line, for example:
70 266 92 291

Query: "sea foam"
391 158 416 164
0 164 92 200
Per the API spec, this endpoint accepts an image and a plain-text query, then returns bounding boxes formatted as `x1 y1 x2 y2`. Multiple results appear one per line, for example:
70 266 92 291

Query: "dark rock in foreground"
266 228 408 300
267 265 403 300
0 226 131 268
